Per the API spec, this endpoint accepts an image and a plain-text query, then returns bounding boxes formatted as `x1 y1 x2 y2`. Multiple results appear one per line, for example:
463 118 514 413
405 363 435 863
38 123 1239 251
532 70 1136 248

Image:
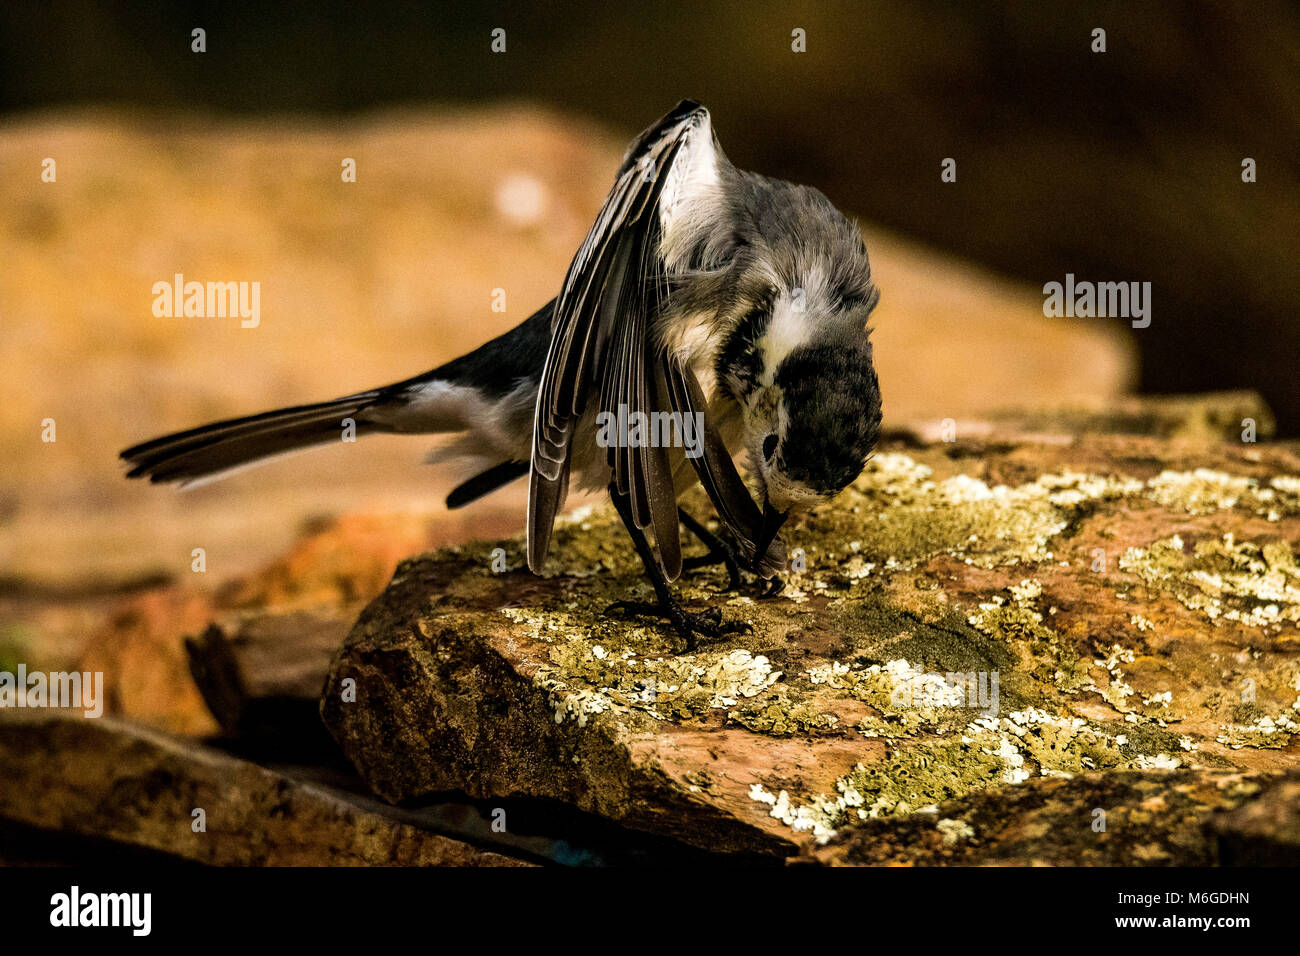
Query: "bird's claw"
603 599 751 651
758 575 785 599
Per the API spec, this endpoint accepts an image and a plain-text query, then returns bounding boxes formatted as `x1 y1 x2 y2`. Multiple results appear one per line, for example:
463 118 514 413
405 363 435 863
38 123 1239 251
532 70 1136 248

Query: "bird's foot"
604 599 751 651
757 575 785 599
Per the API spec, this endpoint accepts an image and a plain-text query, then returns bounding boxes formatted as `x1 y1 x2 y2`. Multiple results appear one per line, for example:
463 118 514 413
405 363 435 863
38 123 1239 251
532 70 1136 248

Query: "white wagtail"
122 100 883 646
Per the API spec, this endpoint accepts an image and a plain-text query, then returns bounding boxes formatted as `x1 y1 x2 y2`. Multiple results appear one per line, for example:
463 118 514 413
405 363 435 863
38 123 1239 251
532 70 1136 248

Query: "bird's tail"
120 389 387 486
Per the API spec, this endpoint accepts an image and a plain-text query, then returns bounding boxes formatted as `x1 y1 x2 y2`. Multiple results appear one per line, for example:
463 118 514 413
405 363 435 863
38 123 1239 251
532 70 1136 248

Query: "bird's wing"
529 100 770 579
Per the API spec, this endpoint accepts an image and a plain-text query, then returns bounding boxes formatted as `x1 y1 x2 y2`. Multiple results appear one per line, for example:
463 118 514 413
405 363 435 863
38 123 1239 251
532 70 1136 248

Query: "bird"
120 100 883 647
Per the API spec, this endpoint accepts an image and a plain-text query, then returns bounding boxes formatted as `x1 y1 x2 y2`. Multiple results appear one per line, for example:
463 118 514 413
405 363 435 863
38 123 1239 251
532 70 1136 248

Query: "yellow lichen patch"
728 696 840 736
531 639 783 726
1147 468 1300 521
936 817 976 844
801 657 989 739
802 455 1148 577
965 580 1091 693
750 705 1185 840
968 707 1137 778
1089 642 1140 711
536 504 635 578
1216 708 1300 750
1119 533 1300 629
1148 469 1259 515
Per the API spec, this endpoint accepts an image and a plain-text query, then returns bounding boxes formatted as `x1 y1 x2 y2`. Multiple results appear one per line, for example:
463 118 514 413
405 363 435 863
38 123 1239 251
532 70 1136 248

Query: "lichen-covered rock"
801 768 1288 866
322 417 1300 860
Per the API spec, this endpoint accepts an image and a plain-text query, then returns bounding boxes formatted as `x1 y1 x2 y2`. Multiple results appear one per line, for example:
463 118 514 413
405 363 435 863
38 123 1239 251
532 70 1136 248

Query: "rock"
322 407 1300 860
1211 775 1300 865
184 612 346 755
215 513 492 611
76 513 517 734
894 390 1276 445
801 768 1283 865
0 711 529 866
78 588 219 735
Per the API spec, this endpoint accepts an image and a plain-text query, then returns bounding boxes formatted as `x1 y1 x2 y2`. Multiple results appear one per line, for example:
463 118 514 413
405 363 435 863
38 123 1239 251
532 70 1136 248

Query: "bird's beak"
752 500 788 573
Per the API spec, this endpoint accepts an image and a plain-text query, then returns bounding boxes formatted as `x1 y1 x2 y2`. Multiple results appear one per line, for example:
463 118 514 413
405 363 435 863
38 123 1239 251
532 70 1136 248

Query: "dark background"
3 0 1297 431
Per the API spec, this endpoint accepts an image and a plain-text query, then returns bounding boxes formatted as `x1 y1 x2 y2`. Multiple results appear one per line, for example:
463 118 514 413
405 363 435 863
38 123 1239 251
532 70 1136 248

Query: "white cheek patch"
760 301 808 385
758 265 831 385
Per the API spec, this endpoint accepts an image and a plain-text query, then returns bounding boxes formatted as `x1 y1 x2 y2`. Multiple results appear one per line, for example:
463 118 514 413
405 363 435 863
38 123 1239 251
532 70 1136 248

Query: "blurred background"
0 1 1295 728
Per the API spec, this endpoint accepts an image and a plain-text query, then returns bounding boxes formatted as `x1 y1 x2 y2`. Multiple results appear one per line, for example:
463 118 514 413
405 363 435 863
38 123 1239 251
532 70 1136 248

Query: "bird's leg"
679 507 785 599
677 507 742 591
603 487 750 650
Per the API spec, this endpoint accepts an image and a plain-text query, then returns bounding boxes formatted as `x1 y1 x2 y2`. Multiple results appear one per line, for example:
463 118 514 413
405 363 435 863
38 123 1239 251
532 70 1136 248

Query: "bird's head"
740 331 882 563
714 195 882 566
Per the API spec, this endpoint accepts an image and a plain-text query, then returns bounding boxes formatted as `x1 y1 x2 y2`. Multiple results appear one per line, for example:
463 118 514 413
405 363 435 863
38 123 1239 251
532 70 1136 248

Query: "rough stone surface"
802 769 1287 866
185 612 345 741
321 411 1300 860
0 711 528 866
1210 775 1300 865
